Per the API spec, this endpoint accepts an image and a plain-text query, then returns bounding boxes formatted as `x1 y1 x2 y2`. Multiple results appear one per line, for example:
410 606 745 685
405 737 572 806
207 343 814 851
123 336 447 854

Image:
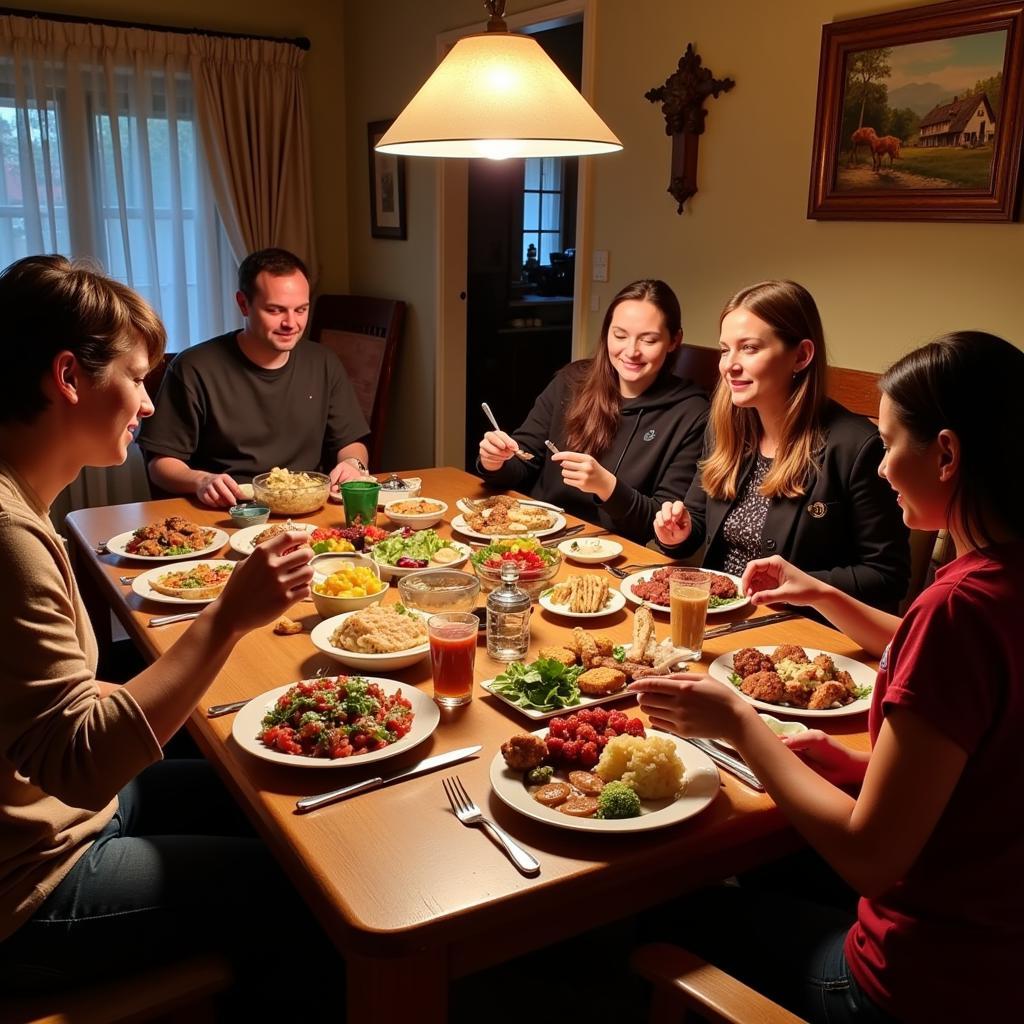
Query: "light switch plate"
592 249 609 282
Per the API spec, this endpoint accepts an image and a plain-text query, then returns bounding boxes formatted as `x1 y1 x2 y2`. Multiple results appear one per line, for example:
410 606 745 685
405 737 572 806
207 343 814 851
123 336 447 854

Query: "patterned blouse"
721 453 773 577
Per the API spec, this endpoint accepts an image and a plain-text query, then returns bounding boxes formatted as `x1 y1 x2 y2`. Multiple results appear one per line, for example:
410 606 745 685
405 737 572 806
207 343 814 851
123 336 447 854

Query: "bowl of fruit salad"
309 553 388 616
470 537 561 599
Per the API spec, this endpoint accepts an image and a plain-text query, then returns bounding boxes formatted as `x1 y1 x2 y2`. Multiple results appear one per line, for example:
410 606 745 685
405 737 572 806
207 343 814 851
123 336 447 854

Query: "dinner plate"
229 521 316 556
310 609 431 671
450 511 567 541
370 540 473 581
557 537 623 563
619 569 750 616
707 646 875 718
538 586 627 620
106 527 227 562
131 559 236 605
489 728 719 833
231 678 439 768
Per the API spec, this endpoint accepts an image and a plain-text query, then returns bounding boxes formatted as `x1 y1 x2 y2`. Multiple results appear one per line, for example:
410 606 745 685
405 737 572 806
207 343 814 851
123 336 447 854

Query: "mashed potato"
595 735 686 799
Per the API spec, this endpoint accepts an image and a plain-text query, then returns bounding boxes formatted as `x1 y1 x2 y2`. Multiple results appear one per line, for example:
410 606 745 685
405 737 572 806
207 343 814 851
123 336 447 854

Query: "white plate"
480 675 637 721
557 537 623 563
370 540 472 581
382 498 448 529
450 511 567 541
229 521 317 556
231 678 439 768
310 609 431 671
489 728 719 833
106 527 227 562
131 559 236 605
538 586 627 620
619 569 750 616
707 646 875 718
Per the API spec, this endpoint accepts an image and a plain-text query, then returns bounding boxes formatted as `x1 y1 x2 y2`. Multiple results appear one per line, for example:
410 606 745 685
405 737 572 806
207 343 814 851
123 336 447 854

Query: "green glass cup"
340 480 380 526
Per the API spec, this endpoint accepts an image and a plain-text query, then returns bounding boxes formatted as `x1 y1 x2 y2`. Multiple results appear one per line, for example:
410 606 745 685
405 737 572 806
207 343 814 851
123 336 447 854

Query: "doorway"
462 20 582 470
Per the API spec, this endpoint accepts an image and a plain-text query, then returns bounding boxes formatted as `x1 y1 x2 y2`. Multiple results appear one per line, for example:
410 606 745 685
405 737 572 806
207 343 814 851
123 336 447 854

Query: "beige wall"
345 0 1024 470
17 0 351 293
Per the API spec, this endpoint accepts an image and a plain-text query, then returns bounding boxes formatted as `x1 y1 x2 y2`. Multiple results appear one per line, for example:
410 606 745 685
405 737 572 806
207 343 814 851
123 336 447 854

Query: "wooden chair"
631 943 808 1024
1 953 232 1024
308 294 406 471
671 344 720 394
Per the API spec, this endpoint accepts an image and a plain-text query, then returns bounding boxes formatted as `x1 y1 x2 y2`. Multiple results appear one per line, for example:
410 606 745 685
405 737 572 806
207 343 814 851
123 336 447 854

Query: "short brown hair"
237 248 309 300
0 254 166 425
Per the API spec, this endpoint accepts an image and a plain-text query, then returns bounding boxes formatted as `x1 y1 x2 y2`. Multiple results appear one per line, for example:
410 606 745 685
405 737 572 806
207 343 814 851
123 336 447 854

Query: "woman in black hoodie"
477 279 708 544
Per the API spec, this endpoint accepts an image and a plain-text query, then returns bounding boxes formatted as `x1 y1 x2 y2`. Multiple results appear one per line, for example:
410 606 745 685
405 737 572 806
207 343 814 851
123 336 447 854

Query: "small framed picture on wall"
368 119 407 239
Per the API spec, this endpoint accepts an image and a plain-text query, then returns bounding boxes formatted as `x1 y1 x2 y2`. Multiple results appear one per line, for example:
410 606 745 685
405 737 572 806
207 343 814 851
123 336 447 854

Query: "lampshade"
375 32 622 159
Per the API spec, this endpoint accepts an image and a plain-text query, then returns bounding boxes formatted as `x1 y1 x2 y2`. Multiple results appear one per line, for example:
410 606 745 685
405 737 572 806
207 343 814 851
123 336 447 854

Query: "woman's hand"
741 556 828 608
782 730 869 787
653 500 692 547
214 530 313 635
628 672 756 744
551 451 615 500
479 430 520 471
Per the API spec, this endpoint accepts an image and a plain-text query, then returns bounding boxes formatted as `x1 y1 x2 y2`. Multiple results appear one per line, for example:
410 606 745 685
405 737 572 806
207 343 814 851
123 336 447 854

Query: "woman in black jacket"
477 280 708 544
654 280 909 611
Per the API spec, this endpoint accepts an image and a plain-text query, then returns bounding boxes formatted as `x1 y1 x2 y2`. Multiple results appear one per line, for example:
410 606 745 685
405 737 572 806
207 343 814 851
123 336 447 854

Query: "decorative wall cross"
645 44 735 213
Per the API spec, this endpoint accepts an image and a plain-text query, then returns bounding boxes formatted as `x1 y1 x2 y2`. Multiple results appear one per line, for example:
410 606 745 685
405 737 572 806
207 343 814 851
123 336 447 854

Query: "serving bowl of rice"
252 467 330 515
309 604 430 670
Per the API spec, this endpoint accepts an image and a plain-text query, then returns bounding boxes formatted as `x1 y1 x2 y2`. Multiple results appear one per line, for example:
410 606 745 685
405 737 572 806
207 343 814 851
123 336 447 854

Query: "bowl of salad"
470 537 561 599
369 527 472 580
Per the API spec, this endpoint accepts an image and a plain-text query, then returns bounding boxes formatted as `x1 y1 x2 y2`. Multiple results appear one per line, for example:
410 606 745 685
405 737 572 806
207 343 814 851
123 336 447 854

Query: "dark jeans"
654 883 894 1024
0 759 338 1008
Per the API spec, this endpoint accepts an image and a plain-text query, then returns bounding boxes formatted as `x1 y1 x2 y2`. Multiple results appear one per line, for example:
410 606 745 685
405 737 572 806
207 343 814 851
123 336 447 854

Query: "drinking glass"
669 571 712 661
340 480 380 526
428 612 478 708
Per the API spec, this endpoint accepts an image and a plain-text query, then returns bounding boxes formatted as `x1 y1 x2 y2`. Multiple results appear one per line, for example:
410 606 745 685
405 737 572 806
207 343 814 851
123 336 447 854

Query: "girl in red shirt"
632 331 1024 1023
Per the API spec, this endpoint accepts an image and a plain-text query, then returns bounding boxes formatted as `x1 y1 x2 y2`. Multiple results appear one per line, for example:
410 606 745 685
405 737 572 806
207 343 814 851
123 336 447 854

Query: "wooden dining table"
65 467 874 1023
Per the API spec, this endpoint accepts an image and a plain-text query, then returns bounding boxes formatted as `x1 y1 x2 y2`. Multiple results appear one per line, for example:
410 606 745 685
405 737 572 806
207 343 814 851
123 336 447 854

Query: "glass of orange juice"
428 612 478 707
669 571 712 661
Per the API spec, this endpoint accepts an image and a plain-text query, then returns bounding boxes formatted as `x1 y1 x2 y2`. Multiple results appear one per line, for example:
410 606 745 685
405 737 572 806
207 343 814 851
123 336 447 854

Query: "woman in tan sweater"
0 256 322 996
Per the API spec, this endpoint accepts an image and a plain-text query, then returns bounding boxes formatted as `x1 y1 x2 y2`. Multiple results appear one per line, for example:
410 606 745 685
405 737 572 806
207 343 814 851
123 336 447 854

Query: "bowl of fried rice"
310 605 431 671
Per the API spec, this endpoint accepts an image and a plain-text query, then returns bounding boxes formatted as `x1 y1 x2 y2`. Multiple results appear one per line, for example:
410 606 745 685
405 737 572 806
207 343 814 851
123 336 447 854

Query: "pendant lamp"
375 1 621 159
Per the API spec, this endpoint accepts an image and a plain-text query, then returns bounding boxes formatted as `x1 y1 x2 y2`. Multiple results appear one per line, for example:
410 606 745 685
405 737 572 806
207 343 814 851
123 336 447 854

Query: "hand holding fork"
480 403 533 465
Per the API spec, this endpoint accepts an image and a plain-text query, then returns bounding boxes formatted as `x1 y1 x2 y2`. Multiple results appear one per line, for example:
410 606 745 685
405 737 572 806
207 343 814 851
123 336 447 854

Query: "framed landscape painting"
808 1 1024 221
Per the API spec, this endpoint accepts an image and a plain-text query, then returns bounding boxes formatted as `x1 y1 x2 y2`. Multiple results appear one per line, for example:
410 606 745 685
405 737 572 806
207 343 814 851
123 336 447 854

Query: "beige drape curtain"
191 37 317 271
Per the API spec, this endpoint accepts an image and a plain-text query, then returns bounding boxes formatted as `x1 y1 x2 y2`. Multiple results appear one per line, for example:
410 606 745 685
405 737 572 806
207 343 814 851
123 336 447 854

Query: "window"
522 157 562 264
0 60 237 352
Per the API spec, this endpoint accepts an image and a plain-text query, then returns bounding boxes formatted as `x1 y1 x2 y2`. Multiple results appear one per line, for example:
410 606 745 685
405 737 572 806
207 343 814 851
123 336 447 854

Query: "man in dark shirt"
138 249 370 508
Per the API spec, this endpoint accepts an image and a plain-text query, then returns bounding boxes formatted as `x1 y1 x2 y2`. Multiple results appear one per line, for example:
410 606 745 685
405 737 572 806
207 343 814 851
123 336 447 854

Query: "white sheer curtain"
0 15 316 527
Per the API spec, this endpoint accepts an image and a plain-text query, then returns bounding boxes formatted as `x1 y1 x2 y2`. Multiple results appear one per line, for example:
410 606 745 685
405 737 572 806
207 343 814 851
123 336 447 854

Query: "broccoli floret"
525 765 554 786
596 780 641 819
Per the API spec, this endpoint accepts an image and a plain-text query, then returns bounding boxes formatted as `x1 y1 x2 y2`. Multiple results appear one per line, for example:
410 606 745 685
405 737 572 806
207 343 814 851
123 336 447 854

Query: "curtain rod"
0 5 311 50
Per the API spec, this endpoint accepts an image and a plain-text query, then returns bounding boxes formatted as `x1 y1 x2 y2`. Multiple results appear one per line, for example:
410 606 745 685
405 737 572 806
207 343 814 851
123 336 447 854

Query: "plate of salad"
368 528 472 580
480 655 636 720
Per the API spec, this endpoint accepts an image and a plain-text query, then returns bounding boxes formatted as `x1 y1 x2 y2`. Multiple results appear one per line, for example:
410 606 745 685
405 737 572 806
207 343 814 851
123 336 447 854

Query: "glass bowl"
470 540 562 600
397 569 481 615
252 470 330 515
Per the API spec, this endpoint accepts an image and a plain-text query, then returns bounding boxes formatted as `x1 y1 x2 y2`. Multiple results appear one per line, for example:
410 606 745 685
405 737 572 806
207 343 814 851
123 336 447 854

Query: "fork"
481 403 533 462
442 776 540 875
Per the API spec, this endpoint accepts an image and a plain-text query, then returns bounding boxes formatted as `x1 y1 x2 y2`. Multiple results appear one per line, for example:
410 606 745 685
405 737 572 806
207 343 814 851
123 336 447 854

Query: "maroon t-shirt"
845 543 1024 1021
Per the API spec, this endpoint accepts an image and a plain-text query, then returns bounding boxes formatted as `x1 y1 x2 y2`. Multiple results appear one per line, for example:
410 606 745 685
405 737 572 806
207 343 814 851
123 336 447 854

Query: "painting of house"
918 92 997 147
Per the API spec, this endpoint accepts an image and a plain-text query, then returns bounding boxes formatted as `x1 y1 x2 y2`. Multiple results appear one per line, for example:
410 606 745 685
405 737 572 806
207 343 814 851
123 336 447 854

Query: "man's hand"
653 500 692 547
329 460 368 491
196 472 244 509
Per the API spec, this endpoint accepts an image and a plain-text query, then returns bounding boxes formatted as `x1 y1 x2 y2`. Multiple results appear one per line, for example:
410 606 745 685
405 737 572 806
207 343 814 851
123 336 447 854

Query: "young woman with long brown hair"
653 280 909 610
478 279 708 543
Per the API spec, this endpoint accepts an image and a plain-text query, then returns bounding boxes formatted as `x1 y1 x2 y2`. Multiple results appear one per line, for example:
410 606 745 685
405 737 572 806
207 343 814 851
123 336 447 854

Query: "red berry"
625 718 646 737
575 723 598 744
579 741 599 767
561 740 581 764
545 736 565 761
590 708 610 730
576 708 594 726
548 718 568 738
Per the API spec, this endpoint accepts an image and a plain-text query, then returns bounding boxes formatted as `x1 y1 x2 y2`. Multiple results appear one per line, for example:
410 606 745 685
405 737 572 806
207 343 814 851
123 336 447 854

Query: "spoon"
481 403 533 462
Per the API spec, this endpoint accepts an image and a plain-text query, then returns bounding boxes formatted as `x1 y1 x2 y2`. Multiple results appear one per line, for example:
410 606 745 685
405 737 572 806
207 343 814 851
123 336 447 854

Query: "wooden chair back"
309 295 406 471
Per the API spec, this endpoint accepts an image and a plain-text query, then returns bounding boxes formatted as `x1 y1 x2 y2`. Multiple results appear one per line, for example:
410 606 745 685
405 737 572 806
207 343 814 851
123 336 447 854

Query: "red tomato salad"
258 676 414 759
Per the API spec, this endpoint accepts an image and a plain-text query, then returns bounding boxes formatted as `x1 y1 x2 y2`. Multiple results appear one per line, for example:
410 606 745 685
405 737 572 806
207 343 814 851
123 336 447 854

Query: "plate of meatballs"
621 568 749 615
707 644 875 717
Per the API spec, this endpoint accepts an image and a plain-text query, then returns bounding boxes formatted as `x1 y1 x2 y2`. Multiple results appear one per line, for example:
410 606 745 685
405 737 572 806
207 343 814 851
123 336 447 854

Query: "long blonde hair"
701 280 828 500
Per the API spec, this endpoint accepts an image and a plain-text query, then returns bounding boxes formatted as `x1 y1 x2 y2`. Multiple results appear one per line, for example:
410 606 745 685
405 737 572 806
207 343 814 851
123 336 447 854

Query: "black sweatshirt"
477 362 708 544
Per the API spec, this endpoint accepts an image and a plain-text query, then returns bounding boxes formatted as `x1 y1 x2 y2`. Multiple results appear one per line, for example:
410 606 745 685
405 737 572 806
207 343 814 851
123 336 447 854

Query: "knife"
295 745 482 813
688 738 765 792
703 611 798 640
149 611 202 627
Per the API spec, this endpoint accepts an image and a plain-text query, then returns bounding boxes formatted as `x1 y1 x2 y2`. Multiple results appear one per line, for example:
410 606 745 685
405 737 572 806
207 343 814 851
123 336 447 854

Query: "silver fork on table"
442 775 539 875
602 561 679 579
